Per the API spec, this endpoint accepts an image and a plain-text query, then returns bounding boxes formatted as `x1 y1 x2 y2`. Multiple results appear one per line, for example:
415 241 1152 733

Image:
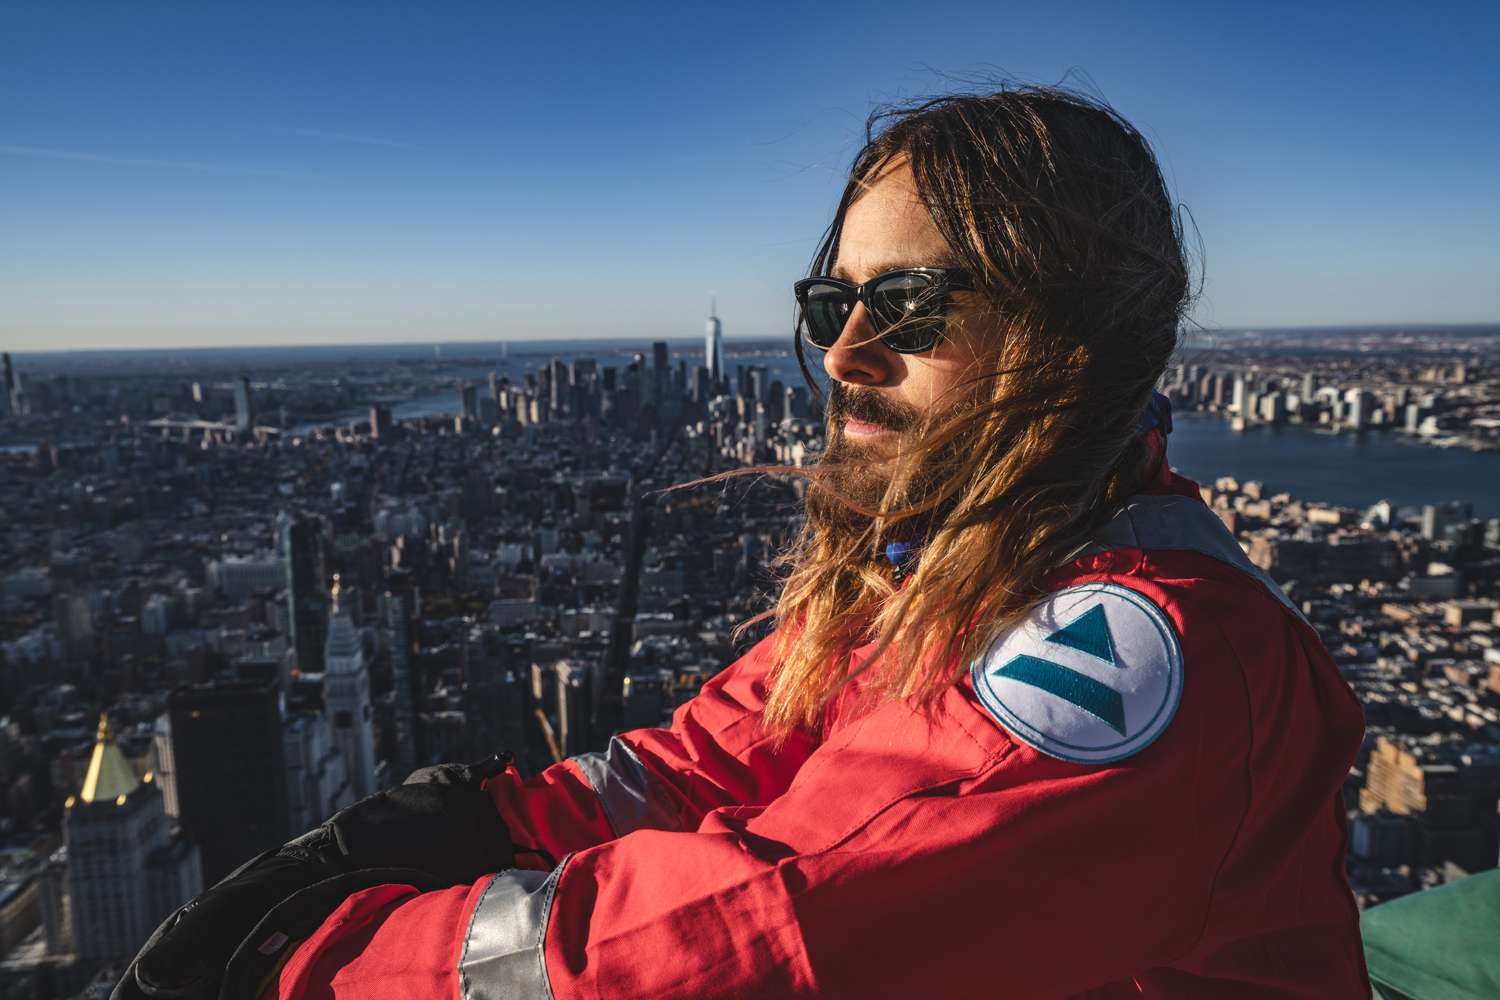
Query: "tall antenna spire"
704 293 724 386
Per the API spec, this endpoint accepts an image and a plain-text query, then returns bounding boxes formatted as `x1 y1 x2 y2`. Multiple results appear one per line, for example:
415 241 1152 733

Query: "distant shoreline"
4 322 1497 362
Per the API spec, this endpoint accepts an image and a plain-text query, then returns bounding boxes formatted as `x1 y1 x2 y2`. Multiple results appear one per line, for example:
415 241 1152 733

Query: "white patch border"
970 582 1184 764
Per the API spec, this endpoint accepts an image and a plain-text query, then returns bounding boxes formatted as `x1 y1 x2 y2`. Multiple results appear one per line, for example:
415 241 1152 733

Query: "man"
122 86 1370 999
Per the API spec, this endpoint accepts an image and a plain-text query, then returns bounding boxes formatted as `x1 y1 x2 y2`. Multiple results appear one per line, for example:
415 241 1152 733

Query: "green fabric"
1361 869 1500 1000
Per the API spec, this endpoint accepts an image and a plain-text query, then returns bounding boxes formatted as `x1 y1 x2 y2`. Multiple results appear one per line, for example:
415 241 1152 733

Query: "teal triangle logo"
994 654 1127 734
974 584 1186 762
993 602 1127 735
1044 604 1116 665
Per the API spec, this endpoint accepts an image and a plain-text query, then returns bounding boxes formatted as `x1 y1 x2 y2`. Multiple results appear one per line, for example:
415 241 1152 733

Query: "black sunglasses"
794 266 975 354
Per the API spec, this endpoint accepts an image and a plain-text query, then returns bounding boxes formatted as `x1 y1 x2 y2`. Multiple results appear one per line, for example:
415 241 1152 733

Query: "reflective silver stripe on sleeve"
1082 494 1310 627
570 736 679 837
459 863 566 1000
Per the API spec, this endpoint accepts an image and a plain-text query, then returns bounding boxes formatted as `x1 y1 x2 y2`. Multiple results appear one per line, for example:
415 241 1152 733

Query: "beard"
807 384 930 544
807 379 1000 553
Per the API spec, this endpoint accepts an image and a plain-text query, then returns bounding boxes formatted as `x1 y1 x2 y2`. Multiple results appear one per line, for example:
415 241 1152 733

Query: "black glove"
114 753 516 1000
304 755 517 883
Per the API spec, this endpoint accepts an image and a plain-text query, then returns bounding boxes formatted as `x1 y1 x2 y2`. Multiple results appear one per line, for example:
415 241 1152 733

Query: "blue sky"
2 1 1496 351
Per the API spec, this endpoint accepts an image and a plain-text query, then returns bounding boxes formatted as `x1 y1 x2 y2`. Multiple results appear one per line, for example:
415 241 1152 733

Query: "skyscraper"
541 359 564 416
652 341 670 409
283 710 353 832
150 714 179 817
62 716 201 962
0 352 13 418
282 516 327 674
555 660 595 758
1421 501 1473 542
746 365 770 404
383 570 421 778
325 577 378 800
1343 387 1374 430
233 375 254 431
705 297 723 389
369 405 393 440
571 357 597 386
168 679 290 883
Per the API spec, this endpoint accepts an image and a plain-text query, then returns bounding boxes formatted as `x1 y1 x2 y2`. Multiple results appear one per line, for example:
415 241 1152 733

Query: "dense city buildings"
0 333 824 996
0 326 1494 996
1162 327 1499 452
1198 475 1500 902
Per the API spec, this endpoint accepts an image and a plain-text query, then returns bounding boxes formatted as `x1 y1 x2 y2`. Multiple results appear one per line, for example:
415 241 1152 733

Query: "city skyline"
3 2 1499 352
0 335 1495 996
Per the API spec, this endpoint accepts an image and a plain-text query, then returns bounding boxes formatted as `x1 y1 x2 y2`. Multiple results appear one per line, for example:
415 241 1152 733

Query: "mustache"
827 383 921 433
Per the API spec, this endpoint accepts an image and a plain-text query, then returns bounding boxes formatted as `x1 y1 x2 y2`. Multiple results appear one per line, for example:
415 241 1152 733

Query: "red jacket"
267 473 1369 999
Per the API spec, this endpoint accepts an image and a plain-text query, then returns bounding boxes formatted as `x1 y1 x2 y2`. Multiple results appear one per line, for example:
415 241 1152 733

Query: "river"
8 339 1496 516
323 390 1496 517
1166 414 1497 517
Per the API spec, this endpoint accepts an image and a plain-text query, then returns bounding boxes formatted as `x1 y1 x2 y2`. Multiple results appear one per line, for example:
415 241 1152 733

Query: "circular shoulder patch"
969 583 1183 764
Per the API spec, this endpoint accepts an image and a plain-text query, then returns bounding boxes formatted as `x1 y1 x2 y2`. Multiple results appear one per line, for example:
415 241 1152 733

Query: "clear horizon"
3 2 1497 353
8 321 1500 363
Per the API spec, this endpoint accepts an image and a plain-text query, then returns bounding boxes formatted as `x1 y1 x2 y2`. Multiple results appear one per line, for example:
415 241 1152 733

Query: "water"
329 397 1497 517
1166 414 1498 517
7 340 1495 516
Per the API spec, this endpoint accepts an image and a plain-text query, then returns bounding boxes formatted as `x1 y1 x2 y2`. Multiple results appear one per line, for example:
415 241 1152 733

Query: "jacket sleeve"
485 630 819 864
266 574 1363 999
267 673 1256 995
268 720 1241 1000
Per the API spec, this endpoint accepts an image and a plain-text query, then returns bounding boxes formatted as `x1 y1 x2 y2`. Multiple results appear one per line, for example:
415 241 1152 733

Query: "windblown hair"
747 85 1191 737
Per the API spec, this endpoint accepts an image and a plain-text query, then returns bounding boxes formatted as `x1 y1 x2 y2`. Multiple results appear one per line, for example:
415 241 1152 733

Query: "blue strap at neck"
1138 390 1173 436
884 540 915 569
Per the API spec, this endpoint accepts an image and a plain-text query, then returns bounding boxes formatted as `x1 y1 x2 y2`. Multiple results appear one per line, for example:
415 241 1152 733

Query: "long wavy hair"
739 85 1190 737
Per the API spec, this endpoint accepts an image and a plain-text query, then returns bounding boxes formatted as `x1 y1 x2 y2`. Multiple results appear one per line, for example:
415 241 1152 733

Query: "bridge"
144 417 283 436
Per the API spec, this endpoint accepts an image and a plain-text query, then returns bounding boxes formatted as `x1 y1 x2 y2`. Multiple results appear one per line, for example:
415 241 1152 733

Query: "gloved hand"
113 753 516 1000
303 754 517 884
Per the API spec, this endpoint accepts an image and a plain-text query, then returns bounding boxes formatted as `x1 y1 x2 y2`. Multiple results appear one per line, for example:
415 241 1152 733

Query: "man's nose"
822 303 897 387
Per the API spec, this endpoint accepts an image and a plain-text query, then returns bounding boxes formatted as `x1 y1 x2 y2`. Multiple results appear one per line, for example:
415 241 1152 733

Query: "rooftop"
77 713 140 804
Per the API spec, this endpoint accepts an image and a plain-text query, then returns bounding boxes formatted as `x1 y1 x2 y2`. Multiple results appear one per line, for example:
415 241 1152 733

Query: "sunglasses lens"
869 273 945 352
800 281 852 349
